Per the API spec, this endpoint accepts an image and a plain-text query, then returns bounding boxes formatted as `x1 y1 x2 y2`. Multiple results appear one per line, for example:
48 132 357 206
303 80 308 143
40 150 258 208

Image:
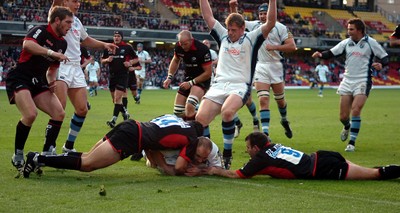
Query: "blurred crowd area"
2 45 399 88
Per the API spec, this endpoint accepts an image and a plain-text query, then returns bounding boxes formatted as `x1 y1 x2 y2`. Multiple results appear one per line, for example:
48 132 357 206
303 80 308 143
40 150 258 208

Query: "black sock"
38 153 82 170
15 121 31 153
223 149 232 158
43 119 63 151
378 165 400 180
122 97 128 109
113 104 122 117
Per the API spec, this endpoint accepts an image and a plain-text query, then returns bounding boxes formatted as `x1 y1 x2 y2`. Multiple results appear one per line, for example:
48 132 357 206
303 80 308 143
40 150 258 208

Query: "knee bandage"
187 95 199 108
173 104 185 117
257 90 270 98
274 92 285 101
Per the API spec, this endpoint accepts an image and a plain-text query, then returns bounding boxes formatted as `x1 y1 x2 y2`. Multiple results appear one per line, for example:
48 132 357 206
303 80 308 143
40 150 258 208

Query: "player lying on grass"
144 138 223 176
207 132 400 180
22 114 205 178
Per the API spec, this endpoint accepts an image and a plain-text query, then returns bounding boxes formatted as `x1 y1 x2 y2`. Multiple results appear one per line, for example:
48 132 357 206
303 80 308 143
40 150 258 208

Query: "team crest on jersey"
120 49 126 54
191 57 196 62
360 43 365 48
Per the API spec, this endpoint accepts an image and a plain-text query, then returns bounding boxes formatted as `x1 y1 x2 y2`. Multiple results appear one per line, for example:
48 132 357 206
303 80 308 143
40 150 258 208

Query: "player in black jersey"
23 115 205 178
6 6 72 172
390 24 400 47
207 132 400 180
163 30 212 121
102 31 138 128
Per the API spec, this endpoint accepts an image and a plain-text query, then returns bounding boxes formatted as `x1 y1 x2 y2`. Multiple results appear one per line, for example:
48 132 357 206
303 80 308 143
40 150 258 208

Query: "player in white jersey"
84 57 100 96
312 18 389 152
314 60 330 97
230 1 296 140
197 0 276 169
134 43 152 104
144 139 223 176
51 0 117 154
390 24 400 47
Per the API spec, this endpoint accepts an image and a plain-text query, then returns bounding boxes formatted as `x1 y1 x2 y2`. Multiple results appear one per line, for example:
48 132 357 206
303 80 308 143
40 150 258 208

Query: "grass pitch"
0 88 399 212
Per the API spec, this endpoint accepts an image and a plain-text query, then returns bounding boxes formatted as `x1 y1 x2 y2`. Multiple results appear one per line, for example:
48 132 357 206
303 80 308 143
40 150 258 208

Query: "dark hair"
245 132 270 149
49 6 73 24
114 31 124 39
348 18 366 34
258 3 268 12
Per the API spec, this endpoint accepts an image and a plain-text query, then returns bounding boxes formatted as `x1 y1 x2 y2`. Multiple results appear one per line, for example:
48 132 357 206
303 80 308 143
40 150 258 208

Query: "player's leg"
185 86 205 120
12 90 37 169
346 94 367 150
196 98 221 139
174 92 187 118
23 138 121 177
339 95 353 150
64 87 88 152
54 80 69 109
346 161 384 180
122 91 129 117
35 92 65 155
245 95 260 131
271 82 292 139
220 93 246 170
255 82 271 137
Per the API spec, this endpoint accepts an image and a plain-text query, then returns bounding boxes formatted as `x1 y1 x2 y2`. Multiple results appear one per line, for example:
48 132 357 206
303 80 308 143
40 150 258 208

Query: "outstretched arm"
207 167 241 178
229 0 238 13
199 0 216 30
261 0 277 38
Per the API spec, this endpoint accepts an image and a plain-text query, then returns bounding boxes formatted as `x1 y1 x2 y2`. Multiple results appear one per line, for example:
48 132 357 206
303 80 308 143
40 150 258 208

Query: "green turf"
0 88 399 212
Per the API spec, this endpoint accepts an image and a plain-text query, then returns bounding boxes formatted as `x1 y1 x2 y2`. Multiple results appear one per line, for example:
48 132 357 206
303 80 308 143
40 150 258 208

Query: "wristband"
47 49 54 56
167 74 173 80
188 80 194 87
192 78 197 85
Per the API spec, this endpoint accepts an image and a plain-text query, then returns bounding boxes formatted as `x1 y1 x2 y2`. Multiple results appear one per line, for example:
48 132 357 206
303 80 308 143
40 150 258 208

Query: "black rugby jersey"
237 143 314 179
174 39 212 79
391 24 400 39
103 41 137 77
16 24 67 78
140 114 203 150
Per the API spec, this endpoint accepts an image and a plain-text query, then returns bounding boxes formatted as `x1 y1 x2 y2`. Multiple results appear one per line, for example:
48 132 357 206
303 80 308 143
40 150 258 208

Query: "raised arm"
199 0 216 30
229 0 238 13
261 0 276 38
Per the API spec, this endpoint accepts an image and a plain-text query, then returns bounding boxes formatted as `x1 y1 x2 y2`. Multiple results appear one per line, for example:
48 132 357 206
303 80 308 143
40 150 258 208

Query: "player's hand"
229 0 238 8
163 78 171 89
105 43 118 55
123 61 131 68
52 52 70 63
312 51 322 58
107 56 113 63
184 167 203 177
265 44 275 51
179 81 192 90
372 62 383 71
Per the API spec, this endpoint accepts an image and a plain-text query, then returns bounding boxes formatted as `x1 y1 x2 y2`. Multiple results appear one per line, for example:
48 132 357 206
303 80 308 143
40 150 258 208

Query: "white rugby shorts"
337 78 370 96
204 82 249 105
57 62 87 88
253 61 284 84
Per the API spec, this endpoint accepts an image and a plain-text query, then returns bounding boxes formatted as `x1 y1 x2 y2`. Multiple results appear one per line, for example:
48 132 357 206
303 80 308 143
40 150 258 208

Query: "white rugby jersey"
64 16 89 63
315 64 329 80
86 61 100 79
246 21 291 62
330 35 388 79
135 50 151 72
211 21 264 84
